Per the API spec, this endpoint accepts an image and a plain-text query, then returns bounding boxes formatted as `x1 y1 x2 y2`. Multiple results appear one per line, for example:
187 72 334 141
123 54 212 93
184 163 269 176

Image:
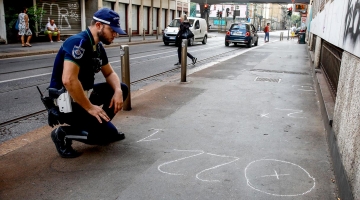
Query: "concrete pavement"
0 39 339 199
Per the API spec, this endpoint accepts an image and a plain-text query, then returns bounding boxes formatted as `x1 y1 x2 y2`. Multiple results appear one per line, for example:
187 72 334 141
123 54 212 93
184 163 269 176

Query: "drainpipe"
0 0 7 44
81 0 86 31
98 0 103 10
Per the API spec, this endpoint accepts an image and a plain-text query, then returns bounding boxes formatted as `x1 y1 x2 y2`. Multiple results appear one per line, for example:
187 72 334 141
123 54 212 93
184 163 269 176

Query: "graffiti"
343 0 360 43
68 3 79 10
40 2 80 31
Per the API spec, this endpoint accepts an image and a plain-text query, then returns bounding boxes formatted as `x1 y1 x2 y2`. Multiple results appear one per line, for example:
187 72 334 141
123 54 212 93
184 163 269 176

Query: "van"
163 17 208 46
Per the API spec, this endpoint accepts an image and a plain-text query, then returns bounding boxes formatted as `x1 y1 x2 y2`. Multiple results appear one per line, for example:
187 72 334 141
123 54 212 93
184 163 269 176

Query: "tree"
290 14 300 27
27 6 46 35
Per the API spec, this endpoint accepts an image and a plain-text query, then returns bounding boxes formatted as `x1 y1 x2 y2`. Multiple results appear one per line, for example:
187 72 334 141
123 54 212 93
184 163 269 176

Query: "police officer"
49 8 128 158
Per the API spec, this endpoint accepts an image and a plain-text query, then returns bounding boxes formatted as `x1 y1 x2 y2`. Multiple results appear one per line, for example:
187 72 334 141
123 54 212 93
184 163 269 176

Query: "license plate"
169 37 175 39
233 31 242 36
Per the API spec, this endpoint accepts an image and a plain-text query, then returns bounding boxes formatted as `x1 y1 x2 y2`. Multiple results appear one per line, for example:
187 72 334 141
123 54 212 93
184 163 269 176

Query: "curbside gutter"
0 39 162 59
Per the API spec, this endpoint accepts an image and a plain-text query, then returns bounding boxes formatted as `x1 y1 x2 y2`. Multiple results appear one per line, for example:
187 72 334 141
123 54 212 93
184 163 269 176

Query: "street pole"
181 39 188 82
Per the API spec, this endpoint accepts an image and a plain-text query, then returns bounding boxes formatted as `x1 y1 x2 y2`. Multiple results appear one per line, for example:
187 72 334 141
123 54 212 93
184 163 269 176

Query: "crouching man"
48 8 128 158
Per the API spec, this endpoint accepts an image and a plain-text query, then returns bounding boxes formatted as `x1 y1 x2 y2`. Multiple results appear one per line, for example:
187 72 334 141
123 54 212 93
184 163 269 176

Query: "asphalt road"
0 32 277 143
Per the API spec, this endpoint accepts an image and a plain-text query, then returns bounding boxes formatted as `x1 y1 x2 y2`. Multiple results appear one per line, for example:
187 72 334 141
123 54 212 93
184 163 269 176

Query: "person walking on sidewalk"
45 19 62 42
48 8 128 158
264 23 270 43
18 7 32 47
291 25 296 40
174 14 197 66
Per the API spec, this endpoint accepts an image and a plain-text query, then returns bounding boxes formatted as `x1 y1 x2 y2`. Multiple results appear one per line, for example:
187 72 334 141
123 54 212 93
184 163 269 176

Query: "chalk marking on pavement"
275 108 305 118
292 85 315 92
137 128 161 142
261 113 270 118
195 153 240 182
244 159 316 197
260 170 290 179
158 149 204 175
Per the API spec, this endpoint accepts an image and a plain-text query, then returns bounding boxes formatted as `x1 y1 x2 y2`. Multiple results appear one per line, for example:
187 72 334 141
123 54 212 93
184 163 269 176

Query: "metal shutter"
38 0 82 35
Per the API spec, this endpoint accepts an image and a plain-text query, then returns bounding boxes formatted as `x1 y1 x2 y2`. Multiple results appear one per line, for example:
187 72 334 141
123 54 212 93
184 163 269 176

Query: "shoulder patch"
72 44 85 59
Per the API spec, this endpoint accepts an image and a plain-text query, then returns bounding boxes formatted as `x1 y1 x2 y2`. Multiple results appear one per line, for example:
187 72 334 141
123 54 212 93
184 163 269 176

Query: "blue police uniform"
49 28 128 146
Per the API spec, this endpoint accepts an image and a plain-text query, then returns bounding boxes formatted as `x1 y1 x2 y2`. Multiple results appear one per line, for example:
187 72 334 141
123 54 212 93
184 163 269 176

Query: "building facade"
0 0 190 43
308 0 360 199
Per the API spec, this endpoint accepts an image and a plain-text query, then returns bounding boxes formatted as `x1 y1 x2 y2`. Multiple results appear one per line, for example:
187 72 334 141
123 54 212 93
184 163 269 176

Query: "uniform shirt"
46 22 57 31
49 28 109 91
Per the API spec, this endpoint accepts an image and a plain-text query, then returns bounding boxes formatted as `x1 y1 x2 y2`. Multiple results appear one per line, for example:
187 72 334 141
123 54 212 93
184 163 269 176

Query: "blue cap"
93 8 126 35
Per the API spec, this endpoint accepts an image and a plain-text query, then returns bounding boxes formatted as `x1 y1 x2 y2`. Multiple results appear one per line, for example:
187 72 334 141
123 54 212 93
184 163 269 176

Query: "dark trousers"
60 82 128 145
177 46 194 63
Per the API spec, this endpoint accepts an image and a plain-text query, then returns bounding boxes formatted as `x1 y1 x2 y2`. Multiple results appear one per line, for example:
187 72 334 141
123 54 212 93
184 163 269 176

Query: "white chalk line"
275 108 305 118
158 149 205 176
244 159 316 197
292 85 315 92
195 153 240 182
260 170 290 180
137 129 162 142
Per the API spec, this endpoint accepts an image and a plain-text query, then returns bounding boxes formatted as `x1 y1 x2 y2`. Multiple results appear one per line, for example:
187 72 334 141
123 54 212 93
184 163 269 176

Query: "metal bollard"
287 29 289 40
143 28 145 40
128 28 131 42
120 45 132 111
181 39 188 82
280 32 283 41
156 27 158 40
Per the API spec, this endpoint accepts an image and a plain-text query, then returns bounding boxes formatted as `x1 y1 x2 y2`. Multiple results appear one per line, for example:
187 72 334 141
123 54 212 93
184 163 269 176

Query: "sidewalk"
0 35 163 59
0 40 338 199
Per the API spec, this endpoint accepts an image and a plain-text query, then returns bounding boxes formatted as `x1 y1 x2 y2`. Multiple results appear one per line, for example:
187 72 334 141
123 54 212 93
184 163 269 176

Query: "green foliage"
27 6 46 32
4 7 18 30
291 14 301 26
4 6 46 32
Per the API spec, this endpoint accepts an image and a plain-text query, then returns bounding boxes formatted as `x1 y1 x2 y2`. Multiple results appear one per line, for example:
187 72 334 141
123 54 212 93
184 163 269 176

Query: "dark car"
225 23 258 48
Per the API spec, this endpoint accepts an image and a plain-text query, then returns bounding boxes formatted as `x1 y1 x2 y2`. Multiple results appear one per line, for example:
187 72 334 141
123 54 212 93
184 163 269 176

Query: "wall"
0 0 6 43
38 0 83 35
333 51 360 200
310 0 360 57
85 0 97 27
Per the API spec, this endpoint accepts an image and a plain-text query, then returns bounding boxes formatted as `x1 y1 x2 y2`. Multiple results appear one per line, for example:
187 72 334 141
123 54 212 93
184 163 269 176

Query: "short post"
128 28 132 42
143 28 145 40
120 45 131 111
156 27 158 40
181 39 188 82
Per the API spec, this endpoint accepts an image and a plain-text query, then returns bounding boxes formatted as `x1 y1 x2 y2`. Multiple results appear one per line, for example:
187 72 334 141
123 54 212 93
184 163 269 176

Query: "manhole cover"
254 77 281 83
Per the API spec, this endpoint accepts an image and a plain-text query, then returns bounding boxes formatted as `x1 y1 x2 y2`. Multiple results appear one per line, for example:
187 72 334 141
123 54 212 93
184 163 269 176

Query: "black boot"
51 127 81 158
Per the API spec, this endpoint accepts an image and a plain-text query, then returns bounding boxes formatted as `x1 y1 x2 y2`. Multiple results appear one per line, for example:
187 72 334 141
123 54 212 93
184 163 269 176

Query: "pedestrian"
174 14 197 66
264 23 270 42
291 24 296 40
18 7 32 47
45 19 62 42
48 8 128 158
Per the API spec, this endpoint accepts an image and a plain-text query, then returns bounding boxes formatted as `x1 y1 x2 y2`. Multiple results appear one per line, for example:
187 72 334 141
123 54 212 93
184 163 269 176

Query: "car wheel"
234 43 238 46
188 37 194 46
202 36 207 44
247 39 252 48
254 39 258 46
164 42 169 46
225 41 229 46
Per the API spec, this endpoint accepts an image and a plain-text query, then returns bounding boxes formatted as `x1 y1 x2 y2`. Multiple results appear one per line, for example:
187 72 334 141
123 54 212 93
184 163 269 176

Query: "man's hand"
87 104 110 123
109 88 123 114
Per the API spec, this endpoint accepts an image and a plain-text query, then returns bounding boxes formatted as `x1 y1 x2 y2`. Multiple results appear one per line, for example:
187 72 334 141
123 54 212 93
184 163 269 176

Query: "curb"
0 39 163 59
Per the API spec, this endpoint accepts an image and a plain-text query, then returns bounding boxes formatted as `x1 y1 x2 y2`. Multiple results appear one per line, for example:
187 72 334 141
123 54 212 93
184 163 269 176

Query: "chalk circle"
244 159 315 197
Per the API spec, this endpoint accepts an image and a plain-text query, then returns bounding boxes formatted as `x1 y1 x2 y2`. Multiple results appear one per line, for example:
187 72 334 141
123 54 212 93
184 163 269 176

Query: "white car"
163 17 208 46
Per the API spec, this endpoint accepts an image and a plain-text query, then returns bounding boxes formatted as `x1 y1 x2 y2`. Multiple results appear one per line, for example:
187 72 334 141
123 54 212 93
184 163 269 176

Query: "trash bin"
298 32 306 44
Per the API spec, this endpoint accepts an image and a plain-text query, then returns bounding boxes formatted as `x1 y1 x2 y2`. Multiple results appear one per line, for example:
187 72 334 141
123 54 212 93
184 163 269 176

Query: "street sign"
291 0 295 3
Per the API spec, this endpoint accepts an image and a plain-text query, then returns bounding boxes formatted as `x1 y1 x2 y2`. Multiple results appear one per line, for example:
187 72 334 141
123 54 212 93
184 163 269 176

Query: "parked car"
225 23 258 48
163 17 208 46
